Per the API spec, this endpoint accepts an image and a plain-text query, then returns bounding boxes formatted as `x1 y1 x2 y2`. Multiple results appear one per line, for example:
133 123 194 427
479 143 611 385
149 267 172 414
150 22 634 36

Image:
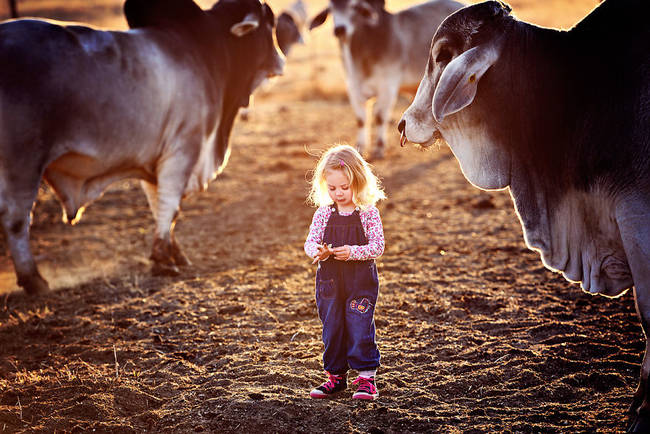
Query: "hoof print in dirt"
472 197 495 210
218 304 246 315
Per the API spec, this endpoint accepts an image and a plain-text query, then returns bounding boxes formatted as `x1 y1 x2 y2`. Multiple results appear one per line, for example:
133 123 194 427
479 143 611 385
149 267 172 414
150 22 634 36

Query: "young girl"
304 144 386 400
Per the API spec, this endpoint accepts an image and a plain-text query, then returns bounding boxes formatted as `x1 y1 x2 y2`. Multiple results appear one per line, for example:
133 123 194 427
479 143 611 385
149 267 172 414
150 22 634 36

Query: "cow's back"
565 0 650 193
0 20 89 164
0 19 211 167
0 20 116 107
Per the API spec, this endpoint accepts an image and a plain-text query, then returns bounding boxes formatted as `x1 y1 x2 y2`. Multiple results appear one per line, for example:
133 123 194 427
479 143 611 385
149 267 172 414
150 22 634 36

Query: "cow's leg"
143 179 191 268
0 183 48 294
631 279 650 433
616 199 650 432
143 166 191 276
631 291 650 432
370 81 399 160
345 80 368 155
141 180 159 221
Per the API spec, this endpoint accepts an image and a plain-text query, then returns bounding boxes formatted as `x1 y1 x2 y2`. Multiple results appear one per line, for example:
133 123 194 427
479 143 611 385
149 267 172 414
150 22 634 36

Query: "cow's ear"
276 14 300 55
124 0 202 29
432 44 499 122
309 7 330 30
230 12 260 37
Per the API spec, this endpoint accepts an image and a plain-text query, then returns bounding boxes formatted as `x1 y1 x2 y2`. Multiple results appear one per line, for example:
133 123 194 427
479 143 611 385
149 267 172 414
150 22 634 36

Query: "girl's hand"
332 245 351 261
312 244 333 264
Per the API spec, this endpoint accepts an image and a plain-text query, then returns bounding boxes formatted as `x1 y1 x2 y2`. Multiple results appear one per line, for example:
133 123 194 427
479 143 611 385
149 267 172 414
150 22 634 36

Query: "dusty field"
1 0 642 432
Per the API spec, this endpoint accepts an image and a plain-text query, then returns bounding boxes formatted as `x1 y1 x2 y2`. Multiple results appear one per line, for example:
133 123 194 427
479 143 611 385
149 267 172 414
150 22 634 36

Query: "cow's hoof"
174 254 192 267
370 146 385 161
627 413 650 432
18 273 50 295
151 262 180 277
171 245 192 267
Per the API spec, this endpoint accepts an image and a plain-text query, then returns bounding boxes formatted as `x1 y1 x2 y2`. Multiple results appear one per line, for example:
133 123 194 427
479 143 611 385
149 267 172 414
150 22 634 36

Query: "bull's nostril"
334 26 346 38
397 119 406 133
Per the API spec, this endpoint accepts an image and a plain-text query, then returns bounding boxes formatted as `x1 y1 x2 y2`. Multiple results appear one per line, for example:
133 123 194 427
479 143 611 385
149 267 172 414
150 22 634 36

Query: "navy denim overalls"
315 205 381 375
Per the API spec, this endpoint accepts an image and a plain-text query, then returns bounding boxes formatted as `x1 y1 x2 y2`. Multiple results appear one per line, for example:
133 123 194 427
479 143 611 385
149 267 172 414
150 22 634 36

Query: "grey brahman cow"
0 0 284 293
399 0 649 430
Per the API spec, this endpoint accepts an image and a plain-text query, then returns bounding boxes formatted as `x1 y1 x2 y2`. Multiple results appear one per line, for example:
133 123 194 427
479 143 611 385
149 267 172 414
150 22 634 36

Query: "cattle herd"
0 0 648 430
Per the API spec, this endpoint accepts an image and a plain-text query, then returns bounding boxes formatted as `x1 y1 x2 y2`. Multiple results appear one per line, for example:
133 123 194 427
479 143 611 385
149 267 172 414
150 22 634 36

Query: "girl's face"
325 169 354 210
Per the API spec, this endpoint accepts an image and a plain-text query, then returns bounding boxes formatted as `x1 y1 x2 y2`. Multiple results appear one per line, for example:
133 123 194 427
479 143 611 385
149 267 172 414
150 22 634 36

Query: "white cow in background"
310 0 463 160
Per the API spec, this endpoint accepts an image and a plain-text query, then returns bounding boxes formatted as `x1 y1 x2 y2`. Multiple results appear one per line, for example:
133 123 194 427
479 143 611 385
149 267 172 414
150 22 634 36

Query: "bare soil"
1 1 640 432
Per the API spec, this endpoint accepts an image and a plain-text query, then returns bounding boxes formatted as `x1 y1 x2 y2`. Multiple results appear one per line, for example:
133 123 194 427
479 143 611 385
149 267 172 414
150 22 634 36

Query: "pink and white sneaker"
352 376 379 400
309 372 347 398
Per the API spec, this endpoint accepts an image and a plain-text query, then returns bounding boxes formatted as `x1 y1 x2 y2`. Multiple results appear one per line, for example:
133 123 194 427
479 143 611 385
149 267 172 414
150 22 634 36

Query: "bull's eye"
435 48 452 64
469 74 476 83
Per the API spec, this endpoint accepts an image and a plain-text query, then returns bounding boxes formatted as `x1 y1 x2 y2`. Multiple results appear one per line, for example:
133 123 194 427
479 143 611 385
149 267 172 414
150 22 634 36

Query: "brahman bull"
0 0 284 294
309 0 463 160
398 0 649 430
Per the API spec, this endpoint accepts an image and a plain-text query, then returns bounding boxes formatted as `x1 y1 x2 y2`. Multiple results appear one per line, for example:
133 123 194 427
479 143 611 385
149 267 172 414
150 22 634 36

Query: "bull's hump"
66 25 118 56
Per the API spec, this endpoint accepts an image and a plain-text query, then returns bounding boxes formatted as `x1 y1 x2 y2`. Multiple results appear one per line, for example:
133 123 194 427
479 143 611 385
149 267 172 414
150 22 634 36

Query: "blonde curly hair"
308 144 386 210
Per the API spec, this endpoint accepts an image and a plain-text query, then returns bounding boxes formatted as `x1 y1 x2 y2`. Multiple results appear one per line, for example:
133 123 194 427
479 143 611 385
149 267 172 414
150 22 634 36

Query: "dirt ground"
0 0 642 432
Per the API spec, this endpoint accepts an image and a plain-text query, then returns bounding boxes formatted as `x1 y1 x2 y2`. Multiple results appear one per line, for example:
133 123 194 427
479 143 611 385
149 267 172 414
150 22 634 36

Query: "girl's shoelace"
352 377 375 393
322 373 342 391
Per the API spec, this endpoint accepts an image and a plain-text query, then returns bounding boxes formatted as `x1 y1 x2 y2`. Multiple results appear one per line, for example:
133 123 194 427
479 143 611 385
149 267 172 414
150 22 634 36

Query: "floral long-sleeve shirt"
304 205 385 261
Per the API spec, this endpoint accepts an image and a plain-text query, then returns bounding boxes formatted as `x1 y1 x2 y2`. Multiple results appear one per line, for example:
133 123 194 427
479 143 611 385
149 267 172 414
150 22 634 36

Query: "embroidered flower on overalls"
350 298 372 314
